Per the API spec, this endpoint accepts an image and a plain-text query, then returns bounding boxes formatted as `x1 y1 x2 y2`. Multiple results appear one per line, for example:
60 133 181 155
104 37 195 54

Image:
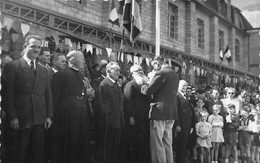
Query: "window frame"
197 18 205 49
167 3 178 40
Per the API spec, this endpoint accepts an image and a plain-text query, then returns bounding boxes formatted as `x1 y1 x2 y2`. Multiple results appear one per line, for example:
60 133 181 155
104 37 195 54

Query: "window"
168 3 178 39
235 39 240 62
197 18 204 49
219 30 224 52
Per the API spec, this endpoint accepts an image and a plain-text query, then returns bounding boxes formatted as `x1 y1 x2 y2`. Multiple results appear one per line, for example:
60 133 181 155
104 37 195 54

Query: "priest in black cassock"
51 50 90 163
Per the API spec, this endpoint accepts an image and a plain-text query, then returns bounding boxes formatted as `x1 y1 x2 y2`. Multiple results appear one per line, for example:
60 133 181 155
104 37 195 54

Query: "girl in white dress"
208 104 224 163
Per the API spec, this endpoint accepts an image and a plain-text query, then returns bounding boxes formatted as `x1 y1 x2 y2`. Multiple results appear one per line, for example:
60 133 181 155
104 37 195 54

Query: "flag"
108 0 120 27
123 0 132 34
118 0 125 15
224 45 231 62
219 49 223 61
130 0 142 43
123 0 142 44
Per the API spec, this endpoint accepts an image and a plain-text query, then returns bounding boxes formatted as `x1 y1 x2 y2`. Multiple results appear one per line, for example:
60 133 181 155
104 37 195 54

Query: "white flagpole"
155 0 160 56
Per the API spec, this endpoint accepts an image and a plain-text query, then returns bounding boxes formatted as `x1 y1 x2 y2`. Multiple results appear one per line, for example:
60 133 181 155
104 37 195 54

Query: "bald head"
178 80 187 93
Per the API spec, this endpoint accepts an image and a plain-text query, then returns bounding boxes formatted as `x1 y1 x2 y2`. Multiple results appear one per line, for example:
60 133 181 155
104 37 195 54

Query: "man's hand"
129 117 135 125
190 128 193 134
175 125 181 132
10 118 19 130
45 117 52 129
141 85 148 95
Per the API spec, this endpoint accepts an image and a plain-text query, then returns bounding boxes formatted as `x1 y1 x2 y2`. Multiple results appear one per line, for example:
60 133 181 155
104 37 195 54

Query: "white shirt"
23 55 36 69
178 91 186 99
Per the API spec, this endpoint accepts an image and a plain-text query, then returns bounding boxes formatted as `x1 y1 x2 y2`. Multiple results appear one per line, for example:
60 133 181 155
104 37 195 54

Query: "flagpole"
119 29 125 63
155 0 160 56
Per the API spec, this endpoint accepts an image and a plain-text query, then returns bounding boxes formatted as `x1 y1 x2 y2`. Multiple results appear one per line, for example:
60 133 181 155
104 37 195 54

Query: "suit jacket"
146 67 179 120
98 77 124 129
176 92 195 130
123 79 151 125
2 57 53 128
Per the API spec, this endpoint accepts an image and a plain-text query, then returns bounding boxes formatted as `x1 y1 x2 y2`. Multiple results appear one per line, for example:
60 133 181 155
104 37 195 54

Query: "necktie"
30 61 35 72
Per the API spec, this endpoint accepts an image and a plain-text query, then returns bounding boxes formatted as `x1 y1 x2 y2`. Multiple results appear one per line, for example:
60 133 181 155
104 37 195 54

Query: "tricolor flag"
123 0 142 44
219 49 223 61
108 0 120 27
224 45 232 62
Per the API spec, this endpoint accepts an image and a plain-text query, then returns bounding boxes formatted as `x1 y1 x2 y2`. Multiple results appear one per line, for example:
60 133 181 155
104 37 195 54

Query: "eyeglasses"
228 92 234 95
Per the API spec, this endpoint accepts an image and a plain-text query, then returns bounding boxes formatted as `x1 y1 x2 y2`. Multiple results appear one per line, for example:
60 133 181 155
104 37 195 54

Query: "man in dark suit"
44 52 66 163
48 53 67 80
98 62 124 163
175 80 195 163
2 35 53 163
142 56 179 163
123 65 151 163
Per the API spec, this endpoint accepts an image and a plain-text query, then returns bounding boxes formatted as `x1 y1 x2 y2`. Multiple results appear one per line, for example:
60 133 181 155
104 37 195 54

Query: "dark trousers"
4 125 45 163
176 128 191 163
104 127 121 163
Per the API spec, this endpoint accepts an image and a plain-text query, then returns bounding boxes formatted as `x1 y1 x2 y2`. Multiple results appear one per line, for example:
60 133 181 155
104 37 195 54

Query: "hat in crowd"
200 111 209 117
99 60 108 69
151 56 164 65
228 103 235 109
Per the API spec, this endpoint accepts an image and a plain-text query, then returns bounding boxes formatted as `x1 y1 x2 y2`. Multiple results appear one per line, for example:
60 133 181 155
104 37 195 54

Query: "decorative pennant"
126 54 133 62
97 47 102 55
201 69 205 76
65 38 72 47
21 23 30 36
174 66 179 72
139 57 143 65
145 58 150 66
120 52 124 62
44 40 49 47
82 44 87 51
86 44 93 54
77 42 81 50
72 42 77 50
52 30 60 46
168 59 172 67
4 17 14 32
106 48 112 58
133 56 139 64
12 33 19 42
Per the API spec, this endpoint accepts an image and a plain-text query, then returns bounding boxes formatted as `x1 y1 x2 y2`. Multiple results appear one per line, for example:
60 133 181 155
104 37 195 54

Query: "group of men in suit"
2 34 196 163
2 35 90 163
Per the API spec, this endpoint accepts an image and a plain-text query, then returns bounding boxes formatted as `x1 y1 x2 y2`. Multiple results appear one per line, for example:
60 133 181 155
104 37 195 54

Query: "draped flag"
108 0 120 27
224 45 232 62
219 49 223 61
123 0 142 44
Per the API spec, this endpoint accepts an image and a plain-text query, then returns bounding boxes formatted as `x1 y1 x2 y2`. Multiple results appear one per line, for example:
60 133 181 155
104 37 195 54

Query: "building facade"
0 0 258 87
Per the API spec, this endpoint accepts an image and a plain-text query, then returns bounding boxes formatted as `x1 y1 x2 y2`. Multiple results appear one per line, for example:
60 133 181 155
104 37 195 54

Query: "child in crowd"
238 107 253 163
194 98 208 122
196 111 212 163
251 102 260 163
224 104 240 163
192 98 208 161
208 105 224 163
